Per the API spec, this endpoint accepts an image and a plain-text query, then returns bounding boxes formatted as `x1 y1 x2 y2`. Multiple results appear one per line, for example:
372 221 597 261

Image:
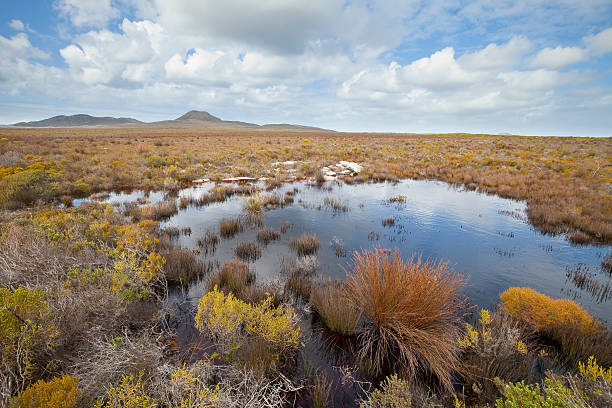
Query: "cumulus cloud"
9 19 25 31
4 2 612 135
56 0 119 28
584 27 612 55
530 46 588 69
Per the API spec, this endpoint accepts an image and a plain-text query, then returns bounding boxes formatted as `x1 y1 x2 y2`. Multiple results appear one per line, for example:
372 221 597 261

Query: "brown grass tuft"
234 241 261 262
289 234 320 256
256 227 281 245
345 249 466 391
219 217 243 238
205 259 254 296
311 281 361 336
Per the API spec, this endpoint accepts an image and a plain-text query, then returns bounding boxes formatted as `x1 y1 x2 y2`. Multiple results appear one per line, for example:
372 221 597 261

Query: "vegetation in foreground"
1 128 612 407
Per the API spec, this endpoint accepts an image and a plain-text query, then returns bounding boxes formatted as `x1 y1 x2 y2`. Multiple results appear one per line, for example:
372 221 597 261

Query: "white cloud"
9 19 25 31
584 27 612 55
530 46 588 69
56 0 119 28
0 33 49 59
459 36 533 71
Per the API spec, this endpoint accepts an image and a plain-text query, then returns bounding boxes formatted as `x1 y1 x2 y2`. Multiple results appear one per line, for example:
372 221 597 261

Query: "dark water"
95 179 611 323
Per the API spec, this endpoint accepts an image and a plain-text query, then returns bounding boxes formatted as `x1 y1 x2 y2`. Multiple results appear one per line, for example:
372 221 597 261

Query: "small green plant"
312 372 333 408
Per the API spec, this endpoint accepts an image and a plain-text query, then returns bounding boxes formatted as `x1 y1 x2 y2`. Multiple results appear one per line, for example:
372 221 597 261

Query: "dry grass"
234 241 261 262
256 227 281 245
289 234 320 256
345 249 466 391
162 246 210 285
139 200 177 220
205 259 255 296
310 281 361 336
219 217 243 238
311 372 333 408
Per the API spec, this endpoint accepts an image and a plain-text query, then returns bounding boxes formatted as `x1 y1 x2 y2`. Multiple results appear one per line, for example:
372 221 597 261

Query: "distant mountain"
13 114 142 127
12 110 329 131
175 110 222 122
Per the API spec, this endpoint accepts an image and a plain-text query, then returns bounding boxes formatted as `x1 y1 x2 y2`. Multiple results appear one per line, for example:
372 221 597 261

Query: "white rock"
338 161 362 173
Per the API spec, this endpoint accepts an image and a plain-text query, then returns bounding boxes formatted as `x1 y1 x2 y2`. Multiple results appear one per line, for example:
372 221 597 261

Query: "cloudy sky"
1 1 611 135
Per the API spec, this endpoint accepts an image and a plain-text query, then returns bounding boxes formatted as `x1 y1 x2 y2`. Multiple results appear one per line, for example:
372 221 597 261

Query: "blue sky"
1 1 612 136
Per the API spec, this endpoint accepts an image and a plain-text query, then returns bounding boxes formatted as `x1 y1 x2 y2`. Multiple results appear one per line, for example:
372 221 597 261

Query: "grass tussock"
311 281 361 336
197 230 219 255
311 372 333 408
139 200 177 220
345 249 465 391
162 247 209 285
234 241 261 262
322 196 348 212
219 217 243 238
256 227 281 245
289 234 320 256
205 259 254 296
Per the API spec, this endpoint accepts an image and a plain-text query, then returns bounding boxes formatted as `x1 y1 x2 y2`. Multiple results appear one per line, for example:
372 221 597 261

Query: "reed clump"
206 259 255 296
311 281 361 336
219 217 243 238
256 227 281 245
234 241 261 262
289 234 320 256
345 249 465 391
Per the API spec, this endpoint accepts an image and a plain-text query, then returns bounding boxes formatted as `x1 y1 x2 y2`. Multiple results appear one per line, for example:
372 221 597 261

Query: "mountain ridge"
11 110 328 131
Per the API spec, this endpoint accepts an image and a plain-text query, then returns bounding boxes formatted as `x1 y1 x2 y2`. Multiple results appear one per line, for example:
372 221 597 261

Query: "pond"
95 179 611 323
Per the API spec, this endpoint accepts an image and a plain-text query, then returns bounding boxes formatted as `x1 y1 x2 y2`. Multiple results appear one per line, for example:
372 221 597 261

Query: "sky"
1 1 611 136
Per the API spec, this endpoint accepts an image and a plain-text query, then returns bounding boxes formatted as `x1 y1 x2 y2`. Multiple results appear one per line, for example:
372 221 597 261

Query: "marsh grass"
289 234 320 256
345 249 466 391
140 200 177 220
311 372 333 408
219 217 243 238
381 217 395 227
311 281 361 336
205 259 254 296
197 230 219 256
322 196 348 213
163 247 209 285
234 241 261 262
256 227 281 245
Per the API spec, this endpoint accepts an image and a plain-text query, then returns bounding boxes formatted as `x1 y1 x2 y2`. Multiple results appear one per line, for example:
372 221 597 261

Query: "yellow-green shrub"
0 287 57 387
360 374 412 408
500 287 608 363
495 378 582 408
194 288 300 372
500 287 599 335
11 375 79 408
93 371 157 408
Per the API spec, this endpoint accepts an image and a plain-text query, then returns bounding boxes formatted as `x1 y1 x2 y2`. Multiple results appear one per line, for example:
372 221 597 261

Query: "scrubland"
1 127 612 407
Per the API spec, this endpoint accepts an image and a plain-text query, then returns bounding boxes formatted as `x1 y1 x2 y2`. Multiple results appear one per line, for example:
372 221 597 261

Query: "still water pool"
98 179 611 323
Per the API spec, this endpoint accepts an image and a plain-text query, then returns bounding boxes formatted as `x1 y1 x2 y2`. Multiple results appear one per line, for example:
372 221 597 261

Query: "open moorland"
1 127 612 407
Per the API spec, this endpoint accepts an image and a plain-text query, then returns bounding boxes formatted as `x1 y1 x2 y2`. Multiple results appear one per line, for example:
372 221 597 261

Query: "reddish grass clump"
344 249 465 391
311 281 361 336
